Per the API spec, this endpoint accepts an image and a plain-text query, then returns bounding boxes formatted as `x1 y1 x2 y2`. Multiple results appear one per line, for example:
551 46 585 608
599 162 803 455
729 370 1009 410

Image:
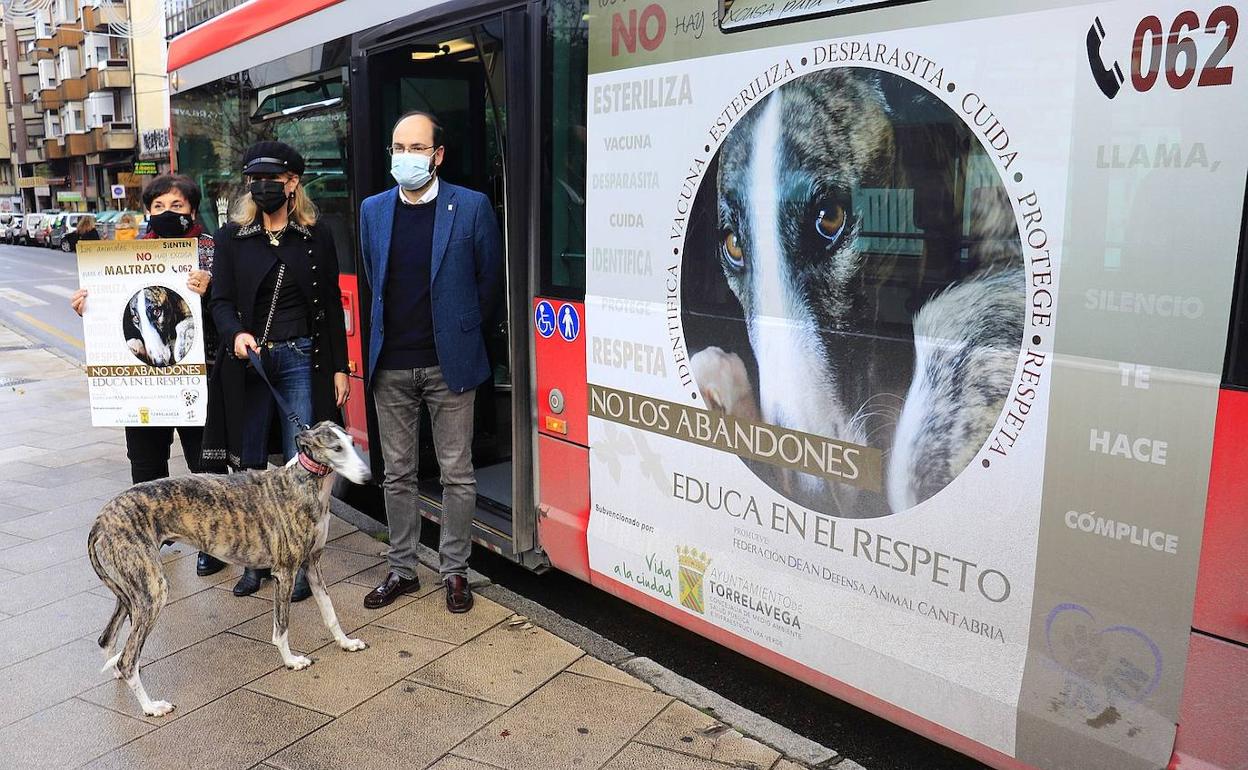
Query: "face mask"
148 210 194 238
249 180 289 214
390 152 435 190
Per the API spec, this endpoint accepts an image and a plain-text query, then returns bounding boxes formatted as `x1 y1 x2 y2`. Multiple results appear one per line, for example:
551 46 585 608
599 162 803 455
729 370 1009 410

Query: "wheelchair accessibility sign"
535 301 556 339
557 303 580 342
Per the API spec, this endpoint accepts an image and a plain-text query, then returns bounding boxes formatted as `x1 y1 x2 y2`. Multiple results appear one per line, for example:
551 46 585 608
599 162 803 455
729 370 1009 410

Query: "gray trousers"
373 366 476 580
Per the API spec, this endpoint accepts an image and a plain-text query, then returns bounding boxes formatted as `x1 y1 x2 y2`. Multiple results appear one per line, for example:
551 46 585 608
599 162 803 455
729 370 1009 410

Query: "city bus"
167 1 1248 768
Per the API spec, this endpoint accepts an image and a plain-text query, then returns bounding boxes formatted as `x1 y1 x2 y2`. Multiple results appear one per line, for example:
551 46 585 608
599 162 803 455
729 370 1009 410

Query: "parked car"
36 212 65 247
51 213 93 252
22 213 44 245
4 215 24 244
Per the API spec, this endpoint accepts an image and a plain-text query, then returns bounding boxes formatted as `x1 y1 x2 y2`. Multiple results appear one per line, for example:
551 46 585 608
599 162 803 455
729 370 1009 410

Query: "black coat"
202 219 348 469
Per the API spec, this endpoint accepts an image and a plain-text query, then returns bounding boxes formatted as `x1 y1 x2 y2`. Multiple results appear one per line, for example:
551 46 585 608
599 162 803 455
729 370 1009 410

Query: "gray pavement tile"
0 497 109 539
0 697 153 769
137 589 272 663
25 442 122 469
324 529 388 558
0 592 114 670
81 689 330 770
82 632 283 725
19 431 115 452
327 514 356 541
0 460 51 481
343 560 441 595
566 655 654 691
772 761 812 769
230 579 420 653
0 501 49 524
0 524 93 573
16 459 130 488
0 445 52 466
407 618 583 707
0 479 52 510
246 624 453 717
0 638 118 729
0 530 30 550
268 681 504 770
430 756 511 770
602 742 745 770
0 555 102 616
635 701 781 768
454 672 673 770
373 589 513 646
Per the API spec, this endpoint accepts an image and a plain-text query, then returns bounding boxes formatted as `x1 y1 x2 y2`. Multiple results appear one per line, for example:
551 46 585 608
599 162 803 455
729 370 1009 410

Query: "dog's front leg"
307 557 366 652
271 569 313 670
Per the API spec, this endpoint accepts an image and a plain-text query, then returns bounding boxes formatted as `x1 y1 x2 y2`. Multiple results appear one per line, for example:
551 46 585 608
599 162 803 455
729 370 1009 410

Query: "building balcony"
24 146 45 164
0 184 17 196
37 77 87 112
65 132 91 156
21 103 40 121
44 137 65 160
37 87 64 112
83 2 127 31
85 64 131 91
90 124 136 153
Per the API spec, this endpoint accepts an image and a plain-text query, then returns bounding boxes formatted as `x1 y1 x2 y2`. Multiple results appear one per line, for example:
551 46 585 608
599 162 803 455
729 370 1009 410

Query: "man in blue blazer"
359 111 503 613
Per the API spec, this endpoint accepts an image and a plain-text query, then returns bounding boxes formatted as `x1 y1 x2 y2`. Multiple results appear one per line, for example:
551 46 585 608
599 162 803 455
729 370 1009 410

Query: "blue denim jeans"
241 337 314 467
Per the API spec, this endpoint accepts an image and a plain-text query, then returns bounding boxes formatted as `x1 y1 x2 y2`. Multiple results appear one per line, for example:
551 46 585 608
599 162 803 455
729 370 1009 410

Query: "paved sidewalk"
0 323 813 770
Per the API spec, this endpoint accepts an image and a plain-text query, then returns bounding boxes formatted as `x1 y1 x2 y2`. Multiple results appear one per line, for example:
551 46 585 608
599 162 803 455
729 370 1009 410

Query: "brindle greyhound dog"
87 421 371 717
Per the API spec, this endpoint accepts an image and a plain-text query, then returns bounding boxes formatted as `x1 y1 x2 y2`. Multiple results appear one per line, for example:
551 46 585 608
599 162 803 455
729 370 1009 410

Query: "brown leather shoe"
363 572 421 609
445 574 473 613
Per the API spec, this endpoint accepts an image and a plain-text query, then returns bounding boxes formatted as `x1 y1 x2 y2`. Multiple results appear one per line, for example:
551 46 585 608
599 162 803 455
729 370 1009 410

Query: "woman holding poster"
203 140 350 602
71 174 225 576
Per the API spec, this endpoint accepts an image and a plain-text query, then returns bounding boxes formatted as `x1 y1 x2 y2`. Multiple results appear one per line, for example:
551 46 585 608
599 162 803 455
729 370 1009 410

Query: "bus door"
350 6 539 564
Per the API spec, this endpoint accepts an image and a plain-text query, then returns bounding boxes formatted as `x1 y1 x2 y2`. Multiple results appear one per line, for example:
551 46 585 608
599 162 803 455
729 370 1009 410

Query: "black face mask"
249 180 289 215
147 210 194 238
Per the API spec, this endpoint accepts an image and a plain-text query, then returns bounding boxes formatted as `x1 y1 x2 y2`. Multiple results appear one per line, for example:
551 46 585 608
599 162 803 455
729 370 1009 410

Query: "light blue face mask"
391 152 435 190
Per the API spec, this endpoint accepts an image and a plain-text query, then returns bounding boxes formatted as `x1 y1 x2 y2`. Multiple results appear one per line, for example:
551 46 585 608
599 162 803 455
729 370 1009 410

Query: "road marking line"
0 288 47 307
13 311 84 350
36 284 76 299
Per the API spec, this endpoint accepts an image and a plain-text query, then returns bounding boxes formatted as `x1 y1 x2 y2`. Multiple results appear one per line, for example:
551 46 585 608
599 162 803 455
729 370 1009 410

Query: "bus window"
541 0 587 299
172 61 354 275
1222 200 1248 387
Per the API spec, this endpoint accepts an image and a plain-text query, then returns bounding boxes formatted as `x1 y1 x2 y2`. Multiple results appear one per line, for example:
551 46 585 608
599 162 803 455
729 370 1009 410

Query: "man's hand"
334 372 350 407
234 332 260 360
70 288 87 317
187 270 211 297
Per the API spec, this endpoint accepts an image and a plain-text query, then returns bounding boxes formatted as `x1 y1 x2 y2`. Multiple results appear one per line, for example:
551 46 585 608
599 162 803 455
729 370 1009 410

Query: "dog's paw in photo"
143 699 175 718
339 636 367 652
283 653 314 671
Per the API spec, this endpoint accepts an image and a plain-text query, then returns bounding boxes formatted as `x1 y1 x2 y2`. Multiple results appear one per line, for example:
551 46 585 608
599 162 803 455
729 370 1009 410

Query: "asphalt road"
0 242 986 770
0 243 87 363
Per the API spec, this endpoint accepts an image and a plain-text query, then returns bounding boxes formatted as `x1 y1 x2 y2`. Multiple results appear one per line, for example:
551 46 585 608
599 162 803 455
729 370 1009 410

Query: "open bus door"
349 4 541 567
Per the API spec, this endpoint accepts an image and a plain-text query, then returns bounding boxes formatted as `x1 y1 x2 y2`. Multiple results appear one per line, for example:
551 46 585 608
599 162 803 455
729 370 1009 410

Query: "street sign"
557 303 580 342
110 184 126 200
535 300 555 339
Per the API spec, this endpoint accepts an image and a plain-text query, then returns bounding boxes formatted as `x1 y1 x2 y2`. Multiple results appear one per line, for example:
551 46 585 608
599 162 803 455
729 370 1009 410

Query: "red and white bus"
168 1 1248 768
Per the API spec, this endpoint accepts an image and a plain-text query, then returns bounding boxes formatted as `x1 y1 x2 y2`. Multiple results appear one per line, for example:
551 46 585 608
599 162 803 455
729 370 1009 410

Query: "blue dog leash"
245 348 309 432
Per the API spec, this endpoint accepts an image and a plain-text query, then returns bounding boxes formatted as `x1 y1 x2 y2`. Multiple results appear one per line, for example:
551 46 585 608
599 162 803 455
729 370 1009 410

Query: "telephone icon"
1087 16 1125 99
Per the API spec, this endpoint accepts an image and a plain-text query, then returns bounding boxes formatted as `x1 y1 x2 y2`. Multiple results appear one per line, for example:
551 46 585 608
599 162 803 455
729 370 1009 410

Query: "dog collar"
297 453 332 477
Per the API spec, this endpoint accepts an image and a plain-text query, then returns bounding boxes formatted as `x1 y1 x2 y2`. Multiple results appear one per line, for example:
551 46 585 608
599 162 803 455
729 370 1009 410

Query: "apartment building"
3 0 172 213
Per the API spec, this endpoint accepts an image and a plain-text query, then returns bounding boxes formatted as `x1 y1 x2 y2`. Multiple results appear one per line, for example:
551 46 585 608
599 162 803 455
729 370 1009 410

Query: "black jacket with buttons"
202 219 347 469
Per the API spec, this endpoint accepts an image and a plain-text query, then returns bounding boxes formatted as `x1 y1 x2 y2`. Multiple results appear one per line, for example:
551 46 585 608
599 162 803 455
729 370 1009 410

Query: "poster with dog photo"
77 239 208 427
584 0 1248 767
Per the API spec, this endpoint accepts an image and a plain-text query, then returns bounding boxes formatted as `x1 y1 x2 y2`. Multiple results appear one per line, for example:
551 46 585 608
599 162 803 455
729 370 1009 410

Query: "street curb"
329 495 853 769
0 318 85 372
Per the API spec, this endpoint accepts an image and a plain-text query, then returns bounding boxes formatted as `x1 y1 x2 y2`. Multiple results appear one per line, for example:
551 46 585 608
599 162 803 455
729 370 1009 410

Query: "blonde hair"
76 215 96 234
230 180 319 228
118 213 135 227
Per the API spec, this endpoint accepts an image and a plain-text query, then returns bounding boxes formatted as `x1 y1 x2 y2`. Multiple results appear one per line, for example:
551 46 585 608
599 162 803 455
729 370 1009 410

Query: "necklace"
265 225 287 247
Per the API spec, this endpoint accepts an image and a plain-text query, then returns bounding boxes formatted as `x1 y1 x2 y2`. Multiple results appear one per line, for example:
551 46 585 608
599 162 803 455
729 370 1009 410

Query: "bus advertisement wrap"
584 1 1248 768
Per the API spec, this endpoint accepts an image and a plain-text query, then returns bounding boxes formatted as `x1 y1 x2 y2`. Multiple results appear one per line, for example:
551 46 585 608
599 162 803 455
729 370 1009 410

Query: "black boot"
291 566 312 603
196 552 226 577
233 568 269 597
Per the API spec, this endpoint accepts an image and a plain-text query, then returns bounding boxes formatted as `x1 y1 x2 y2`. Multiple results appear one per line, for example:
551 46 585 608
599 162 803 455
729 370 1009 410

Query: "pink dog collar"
297 453 332 477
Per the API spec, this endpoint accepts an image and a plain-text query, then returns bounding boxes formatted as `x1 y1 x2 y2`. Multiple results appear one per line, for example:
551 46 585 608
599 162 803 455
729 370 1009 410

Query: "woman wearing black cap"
204 140 350 601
